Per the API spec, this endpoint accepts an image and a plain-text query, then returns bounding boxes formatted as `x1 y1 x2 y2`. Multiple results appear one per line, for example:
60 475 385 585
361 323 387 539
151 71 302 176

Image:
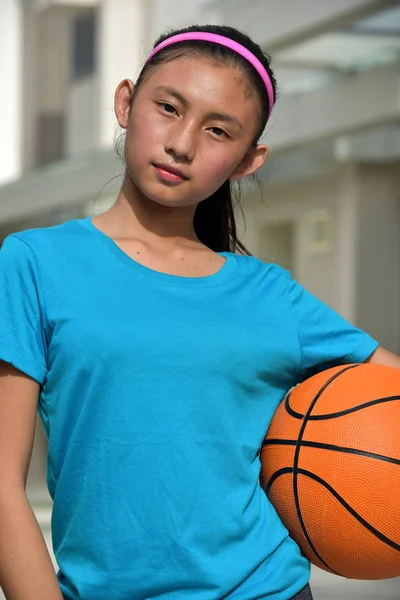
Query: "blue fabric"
0 218 379 600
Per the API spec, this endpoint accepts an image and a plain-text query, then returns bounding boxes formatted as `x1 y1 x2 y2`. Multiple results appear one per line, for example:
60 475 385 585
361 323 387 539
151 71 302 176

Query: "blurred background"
0 0 399 598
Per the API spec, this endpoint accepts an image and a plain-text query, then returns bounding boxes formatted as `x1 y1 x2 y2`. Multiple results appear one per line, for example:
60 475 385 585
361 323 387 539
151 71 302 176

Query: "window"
72 12 97 80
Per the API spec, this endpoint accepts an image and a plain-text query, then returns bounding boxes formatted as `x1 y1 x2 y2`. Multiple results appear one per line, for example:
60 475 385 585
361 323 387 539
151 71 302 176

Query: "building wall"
21 3 40 171
149 0 218 41
214 0 392 49
0 0 22 184
67 76 100 156
37 8 70 114
242 171 353 315
356 163 400 352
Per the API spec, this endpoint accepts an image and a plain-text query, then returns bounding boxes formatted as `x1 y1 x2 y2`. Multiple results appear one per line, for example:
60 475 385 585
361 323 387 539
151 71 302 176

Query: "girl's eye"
159 102 178 115
209 127 229 138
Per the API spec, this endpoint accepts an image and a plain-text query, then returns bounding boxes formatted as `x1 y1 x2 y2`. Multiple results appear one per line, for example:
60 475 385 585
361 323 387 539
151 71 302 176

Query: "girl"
0 23 399 600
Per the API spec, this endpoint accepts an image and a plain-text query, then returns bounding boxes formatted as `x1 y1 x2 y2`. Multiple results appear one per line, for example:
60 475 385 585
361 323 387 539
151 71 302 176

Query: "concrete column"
97 0 148 148
21 4 40 171
355 162 400 352
0 0 22 184
335 165 360 324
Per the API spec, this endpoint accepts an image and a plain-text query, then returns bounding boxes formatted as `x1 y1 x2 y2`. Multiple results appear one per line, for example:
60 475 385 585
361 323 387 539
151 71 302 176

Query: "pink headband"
145 32 275 117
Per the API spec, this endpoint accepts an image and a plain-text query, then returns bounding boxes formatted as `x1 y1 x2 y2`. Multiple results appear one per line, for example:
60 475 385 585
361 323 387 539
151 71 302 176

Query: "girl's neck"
98 175 200 247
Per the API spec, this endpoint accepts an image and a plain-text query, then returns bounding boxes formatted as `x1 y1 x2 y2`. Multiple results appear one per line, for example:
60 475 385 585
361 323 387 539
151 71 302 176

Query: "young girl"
0 23 399 600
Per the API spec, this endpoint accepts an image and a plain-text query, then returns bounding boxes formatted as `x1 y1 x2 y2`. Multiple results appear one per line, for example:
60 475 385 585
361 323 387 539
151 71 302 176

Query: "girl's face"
115 57 268 209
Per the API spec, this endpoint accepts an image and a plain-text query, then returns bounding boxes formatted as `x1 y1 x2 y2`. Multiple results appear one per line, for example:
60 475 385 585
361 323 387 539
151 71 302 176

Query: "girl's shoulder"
229 251 291 283
4 218 87 254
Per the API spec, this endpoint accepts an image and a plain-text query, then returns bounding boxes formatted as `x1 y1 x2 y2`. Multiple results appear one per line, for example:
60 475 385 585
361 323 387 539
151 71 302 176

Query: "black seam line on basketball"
264 467 293 496
284 364 367 420
297 468 400 552
292 364 361 576
304 395 400 421
263 467 339 575
262 439 400 467
285 391 302 419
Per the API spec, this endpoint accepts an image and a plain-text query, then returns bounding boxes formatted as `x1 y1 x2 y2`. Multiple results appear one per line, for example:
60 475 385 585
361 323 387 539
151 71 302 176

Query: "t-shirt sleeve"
285 269 379 380
0 235 48 384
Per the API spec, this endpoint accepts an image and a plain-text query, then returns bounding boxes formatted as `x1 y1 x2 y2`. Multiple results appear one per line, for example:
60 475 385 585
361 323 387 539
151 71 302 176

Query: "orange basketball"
260 363 400 580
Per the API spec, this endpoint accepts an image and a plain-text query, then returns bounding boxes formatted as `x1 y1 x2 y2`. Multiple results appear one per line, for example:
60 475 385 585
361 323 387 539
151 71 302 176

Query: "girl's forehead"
143 56 249 99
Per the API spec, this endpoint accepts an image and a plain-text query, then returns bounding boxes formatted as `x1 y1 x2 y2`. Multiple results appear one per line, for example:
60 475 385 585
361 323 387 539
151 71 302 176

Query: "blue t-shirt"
0 217 378 600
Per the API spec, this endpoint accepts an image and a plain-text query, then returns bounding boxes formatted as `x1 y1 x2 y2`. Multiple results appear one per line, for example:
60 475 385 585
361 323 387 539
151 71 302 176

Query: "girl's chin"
124 173 216 209
137 189 199 210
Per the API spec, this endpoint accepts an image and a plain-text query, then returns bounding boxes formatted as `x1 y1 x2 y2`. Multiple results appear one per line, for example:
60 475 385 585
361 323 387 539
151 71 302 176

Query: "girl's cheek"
203 153 239 179
130 108 161 136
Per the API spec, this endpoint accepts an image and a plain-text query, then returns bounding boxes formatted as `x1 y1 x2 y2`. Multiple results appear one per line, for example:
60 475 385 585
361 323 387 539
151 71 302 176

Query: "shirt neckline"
77 216 239 287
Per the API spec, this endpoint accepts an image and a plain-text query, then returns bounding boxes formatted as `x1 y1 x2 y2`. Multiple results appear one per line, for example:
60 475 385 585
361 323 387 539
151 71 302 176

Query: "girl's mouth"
153 163 189 183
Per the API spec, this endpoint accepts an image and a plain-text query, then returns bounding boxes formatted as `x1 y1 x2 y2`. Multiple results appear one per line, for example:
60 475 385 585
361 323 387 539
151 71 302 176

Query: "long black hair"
128 24 277 255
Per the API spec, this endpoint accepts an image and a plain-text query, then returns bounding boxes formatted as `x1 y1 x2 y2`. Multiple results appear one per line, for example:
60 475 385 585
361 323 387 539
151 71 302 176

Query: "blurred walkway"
1 500 399 599
310 566 400 599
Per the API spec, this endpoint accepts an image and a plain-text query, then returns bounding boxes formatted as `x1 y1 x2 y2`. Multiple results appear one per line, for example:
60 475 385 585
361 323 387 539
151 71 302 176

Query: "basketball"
260 363 400 580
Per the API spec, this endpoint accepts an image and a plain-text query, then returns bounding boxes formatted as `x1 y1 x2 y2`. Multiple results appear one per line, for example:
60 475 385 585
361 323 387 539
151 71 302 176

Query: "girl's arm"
0 361 63 600
366 346 400 369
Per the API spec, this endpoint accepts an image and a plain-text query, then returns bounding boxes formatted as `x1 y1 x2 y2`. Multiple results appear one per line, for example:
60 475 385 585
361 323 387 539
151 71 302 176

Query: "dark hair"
130 25 278 255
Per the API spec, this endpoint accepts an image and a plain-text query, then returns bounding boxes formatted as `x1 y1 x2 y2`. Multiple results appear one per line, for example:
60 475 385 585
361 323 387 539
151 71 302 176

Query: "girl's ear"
230 144 268 181
114 79 135 129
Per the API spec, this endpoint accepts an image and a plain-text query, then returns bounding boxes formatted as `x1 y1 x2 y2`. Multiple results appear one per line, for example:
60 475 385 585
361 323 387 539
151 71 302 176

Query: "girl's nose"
164 122 196 162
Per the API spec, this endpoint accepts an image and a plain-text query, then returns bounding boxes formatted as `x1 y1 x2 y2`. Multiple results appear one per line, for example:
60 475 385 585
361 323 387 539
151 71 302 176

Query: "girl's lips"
153 164 189 182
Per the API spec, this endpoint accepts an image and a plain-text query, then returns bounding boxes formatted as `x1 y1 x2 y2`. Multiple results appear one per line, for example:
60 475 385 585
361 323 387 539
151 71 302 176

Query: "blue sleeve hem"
341 336 380 365
0 345 48 385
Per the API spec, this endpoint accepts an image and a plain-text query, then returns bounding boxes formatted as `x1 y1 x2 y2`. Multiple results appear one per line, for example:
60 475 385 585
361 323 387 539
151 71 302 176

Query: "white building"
0 1 400 596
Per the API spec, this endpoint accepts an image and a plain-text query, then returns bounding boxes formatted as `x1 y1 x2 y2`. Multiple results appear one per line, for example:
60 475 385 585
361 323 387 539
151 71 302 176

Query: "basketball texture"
260 363 400 580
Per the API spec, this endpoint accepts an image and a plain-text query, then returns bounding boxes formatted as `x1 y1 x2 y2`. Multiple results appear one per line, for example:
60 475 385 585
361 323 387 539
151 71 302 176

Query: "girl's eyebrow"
154 85 188 106
153 85 243 130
